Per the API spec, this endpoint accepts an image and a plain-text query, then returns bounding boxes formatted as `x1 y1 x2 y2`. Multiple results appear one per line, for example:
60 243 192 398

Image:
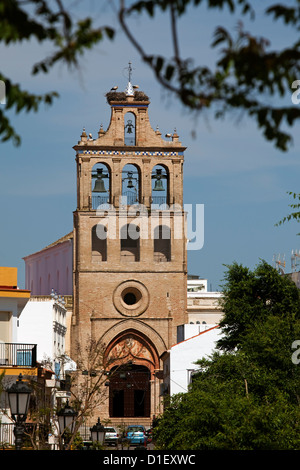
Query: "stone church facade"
71 79 188 425
23 75 190 427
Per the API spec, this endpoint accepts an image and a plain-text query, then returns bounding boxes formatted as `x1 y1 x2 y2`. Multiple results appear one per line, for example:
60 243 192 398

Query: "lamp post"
90 417 106 448
7 374 32 450
57 400 78 449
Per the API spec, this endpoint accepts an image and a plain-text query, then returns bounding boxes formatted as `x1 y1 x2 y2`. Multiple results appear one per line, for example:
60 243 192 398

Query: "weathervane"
124 61 139 96
125 61 135 96
127 61 133 82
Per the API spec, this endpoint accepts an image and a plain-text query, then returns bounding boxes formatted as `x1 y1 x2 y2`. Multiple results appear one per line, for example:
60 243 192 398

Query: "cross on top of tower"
127 61 133 82
125 61 135 96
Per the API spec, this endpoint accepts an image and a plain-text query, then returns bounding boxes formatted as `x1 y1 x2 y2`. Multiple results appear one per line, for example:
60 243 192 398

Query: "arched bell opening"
151 164 168 209
124 112 136 146
121 163 140 206
91 162 111 209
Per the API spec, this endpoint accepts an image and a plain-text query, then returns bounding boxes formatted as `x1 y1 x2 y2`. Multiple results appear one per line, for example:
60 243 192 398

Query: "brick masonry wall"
71 91 188 423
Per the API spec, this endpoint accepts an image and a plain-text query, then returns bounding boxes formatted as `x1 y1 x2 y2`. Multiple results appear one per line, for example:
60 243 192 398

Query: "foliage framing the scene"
1 0 300 150
153 261 300 450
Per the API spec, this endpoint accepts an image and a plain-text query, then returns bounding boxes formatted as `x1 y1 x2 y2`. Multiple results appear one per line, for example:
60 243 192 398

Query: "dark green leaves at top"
0 73 59 145
0 0 115 146
32 19 115 75
120 0 300 151
127 0 255 17
266 3 300 25
0 0 56 43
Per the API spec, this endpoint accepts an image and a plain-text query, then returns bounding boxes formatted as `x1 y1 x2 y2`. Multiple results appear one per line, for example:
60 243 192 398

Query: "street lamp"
6 374 32 450
57 400 78 449
90 417 106 447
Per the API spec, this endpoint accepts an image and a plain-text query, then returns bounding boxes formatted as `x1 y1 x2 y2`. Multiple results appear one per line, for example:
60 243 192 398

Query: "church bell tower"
71 66 187 425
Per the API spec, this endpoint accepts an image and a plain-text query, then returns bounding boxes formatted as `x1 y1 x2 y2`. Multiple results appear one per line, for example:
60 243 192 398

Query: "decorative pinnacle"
125 82 134 96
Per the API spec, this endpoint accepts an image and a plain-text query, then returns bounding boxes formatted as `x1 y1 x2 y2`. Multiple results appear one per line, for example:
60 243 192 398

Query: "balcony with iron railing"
151 196 168 209
0 343 37 368
92 195 110 209
91 194 168 210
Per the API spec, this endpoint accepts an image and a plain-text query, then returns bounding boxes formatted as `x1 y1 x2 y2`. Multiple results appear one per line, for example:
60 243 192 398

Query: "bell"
126 119 134 134
153 179 164 191
93 178 106 193
127 179 134 189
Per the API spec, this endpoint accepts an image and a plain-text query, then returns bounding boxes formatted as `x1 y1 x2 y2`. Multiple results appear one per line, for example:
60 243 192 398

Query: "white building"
17 296 67 378
187 276 223 325
161 324 223 396
23 232 73 296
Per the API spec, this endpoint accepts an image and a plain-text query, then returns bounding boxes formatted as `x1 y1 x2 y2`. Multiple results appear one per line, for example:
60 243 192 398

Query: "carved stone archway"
104 329 160 418
100 319 167 359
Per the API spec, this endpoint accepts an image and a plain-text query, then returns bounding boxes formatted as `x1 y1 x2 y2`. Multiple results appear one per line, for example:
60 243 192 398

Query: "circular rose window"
113 280 149 317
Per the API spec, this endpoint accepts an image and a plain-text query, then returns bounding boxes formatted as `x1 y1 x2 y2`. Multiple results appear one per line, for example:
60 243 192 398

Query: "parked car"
145 428 153 443
126 425 146 446
104 427 119 446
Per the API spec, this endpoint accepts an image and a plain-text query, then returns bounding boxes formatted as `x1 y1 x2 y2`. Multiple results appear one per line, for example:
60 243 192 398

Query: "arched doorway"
109 364 150 418
104 329 160 419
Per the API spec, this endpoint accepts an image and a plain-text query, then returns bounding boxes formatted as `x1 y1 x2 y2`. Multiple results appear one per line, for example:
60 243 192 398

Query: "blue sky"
0 1 299 291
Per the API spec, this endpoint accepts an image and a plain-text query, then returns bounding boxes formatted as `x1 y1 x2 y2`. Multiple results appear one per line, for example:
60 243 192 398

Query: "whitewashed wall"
168 326 222 396
17 298 67 370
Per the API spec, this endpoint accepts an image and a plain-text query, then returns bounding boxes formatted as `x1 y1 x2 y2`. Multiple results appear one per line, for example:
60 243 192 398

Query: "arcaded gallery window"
120 224 140 262
92 224 107 261
154 225 171 262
